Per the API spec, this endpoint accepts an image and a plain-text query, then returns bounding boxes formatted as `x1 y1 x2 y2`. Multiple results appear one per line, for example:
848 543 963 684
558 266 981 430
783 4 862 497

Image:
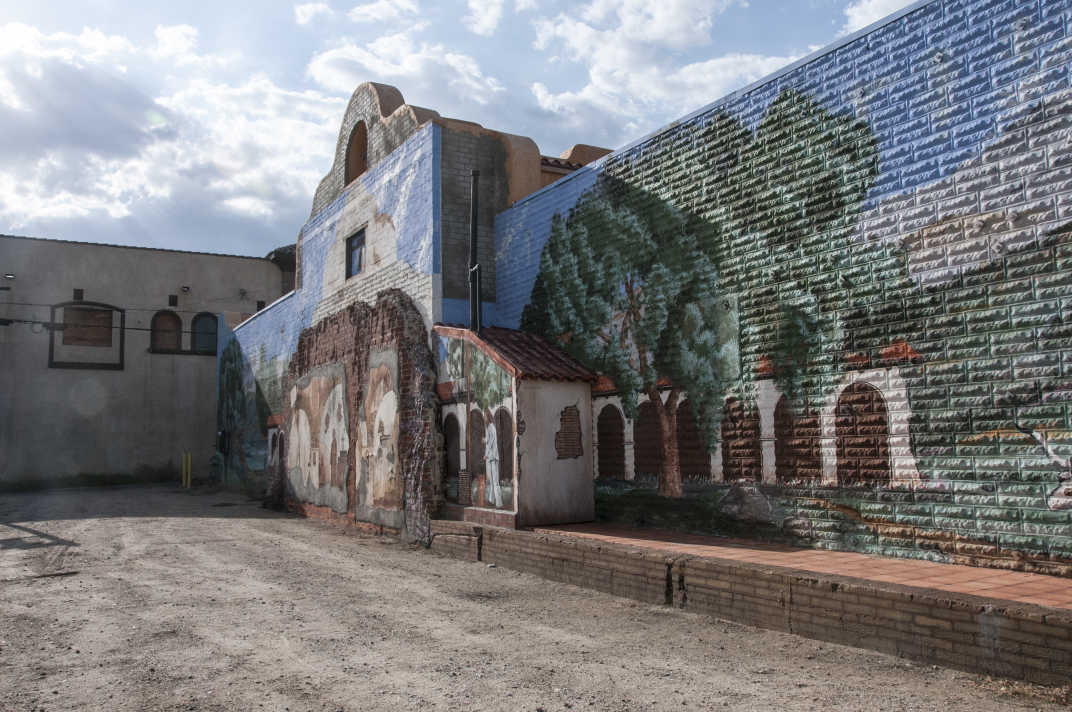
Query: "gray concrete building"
0 235 286 486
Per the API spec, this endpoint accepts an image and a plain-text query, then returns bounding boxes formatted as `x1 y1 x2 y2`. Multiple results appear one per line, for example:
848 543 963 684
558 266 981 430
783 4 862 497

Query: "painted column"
623 416 635 481
756 380 781 485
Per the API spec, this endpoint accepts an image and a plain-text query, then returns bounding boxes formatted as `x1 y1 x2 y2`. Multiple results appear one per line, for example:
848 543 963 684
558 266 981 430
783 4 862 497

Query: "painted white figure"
485 418 502 508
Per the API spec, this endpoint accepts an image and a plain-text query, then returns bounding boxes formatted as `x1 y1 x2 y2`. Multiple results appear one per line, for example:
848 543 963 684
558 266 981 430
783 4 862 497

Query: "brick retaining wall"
429 521 1072 685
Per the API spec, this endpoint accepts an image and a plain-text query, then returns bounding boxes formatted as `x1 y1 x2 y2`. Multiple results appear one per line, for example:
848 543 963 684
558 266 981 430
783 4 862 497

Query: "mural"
496 1 1072 574
361 356 401 511
286 364 350 512
436 333 514 510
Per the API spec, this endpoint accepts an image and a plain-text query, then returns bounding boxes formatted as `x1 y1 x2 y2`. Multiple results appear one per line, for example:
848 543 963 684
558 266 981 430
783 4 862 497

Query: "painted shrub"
498 0 1072 574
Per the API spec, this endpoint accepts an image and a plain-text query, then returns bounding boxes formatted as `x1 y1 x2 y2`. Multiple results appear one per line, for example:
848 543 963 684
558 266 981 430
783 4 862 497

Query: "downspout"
468 169 481 333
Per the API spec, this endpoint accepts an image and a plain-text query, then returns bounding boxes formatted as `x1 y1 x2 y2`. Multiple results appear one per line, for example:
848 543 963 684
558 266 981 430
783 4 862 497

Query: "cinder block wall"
494 0 1072 574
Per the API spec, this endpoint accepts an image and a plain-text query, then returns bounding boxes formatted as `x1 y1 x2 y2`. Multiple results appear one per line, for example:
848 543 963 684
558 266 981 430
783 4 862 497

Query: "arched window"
596 404 625 479
345 121 368 184
443 414 461 503
192 312 218 354
150 310 182 352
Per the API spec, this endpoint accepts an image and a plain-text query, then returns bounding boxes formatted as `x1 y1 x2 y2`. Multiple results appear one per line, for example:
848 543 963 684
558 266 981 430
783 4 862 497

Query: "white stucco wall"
0 236 284 484
516 379 594 526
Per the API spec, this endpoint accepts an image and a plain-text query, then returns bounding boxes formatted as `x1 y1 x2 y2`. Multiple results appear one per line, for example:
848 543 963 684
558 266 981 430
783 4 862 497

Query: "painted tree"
522 179 736 497
704 90 878 407
522 89 879 496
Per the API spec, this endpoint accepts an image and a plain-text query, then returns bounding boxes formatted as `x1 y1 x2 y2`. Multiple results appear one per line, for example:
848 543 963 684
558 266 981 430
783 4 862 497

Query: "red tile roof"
433 325 596 382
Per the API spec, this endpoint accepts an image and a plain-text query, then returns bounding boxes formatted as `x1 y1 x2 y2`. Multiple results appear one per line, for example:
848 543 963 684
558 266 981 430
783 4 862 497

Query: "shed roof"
433 325 596 383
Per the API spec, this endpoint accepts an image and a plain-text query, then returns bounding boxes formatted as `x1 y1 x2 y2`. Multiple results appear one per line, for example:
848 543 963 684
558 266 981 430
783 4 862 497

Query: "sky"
0 0 917 257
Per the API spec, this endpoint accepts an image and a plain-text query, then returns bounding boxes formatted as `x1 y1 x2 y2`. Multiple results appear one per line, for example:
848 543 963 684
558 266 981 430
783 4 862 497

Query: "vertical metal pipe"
469 169 481 332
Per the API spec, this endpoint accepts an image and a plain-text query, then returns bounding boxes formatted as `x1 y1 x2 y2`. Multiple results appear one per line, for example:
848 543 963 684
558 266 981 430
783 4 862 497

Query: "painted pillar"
710 442 723 482
623 416 635 481
756 380 781 485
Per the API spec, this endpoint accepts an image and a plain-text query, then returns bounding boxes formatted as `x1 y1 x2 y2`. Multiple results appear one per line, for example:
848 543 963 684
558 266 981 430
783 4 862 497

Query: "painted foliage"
522 89 876 497
499 0 1072 573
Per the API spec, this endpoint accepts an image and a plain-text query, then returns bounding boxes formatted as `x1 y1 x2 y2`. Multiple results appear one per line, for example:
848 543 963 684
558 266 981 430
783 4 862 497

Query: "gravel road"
0 485 1068 711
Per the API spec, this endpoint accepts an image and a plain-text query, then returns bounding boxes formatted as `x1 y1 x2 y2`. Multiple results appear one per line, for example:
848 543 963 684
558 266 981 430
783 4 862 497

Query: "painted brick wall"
493 0 1072 574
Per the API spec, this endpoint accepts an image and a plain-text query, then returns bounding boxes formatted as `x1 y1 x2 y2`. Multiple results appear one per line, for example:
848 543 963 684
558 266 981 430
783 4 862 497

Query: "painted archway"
774 396 822 483
677 400 711 481
835 382 891 486
596 404 625 479
633 400 663 481
721 397 760 481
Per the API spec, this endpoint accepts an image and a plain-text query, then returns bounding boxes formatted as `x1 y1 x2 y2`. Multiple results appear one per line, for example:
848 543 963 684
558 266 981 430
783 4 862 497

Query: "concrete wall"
517 380 594 526
0 235 282 484
493 0 1072 573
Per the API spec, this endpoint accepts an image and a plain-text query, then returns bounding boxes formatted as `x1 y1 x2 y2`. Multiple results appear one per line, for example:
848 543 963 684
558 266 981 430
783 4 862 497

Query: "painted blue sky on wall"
0 0 916 257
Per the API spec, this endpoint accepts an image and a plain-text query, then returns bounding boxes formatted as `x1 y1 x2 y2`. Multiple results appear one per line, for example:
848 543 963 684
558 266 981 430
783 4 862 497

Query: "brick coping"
534 524 1072 611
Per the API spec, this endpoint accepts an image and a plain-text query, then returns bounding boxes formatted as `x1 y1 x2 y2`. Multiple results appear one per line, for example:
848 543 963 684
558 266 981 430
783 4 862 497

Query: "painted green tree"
522 179 735 497
522 89 879 496
696 90 878 406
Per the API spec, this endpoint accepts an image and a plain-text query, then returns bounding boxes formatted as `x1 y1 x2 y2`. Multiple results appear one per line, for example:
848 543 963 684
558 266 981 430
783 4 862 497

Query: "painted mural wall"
217 118 440 538
435 332 516 511
494 0 1072 575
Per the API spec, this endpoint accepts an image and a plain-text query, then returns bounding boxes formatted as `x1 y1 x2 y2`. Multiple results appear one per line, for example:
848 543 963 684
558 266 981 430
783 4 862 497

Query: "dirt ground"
1 486 1069 712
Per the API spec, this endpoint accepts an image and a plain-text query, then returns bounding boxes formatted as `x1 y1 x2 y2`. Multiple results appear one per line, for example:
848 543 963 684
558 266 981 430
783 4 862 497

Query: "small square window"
168 294 178 307
72 288 84 301
346 230 365 279
256 300 266 311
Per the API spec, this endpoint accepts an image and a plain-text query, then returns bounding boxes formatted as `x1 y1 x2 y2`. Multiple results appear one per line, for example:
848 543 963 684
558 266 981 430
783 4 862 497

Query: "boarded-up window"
555 405 582 459
63 306 112 347
150 310 182 352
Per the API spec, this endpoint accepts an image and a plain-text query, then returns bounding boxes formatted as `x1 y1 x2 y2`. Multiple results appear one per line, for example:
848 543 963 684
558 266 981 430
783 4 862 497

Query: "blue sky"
0 0 915 256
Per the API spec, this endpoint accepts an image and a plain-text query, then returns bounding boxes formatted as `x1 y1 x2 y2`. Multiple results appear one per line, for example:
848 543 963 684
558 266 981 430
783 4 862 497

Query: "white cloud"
529 1 795 145
840 0 916 35
0 23 343 241
515 0 537 10
348 0 419 23
294 3 333 25
152 25 198 59
463 0 505 36
307 31 504 105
